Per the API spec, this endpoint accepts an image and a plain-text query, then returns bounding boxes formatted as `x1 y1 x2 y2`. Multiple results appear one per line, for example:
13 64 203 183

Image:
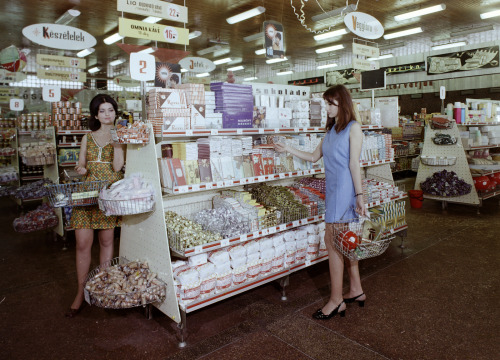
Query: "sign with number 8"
130 53 155 81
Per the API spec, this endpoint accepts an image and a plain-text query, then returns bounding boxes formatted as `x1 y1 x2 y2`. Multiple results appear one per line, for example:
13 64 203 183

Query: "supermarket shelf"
57 130 90 135
160 125 383 138
366 193 408 209
288 254 329 274
163 168 325 195
20 175 43 181
478 189 500 200
360 159 394 167
58 142 81 148
171 214 326 258
392 169 415 173
464 144 500 150
59 162 77 167
394 154 419 159
461 122 500 126
471 169 500 177
383 224 408 237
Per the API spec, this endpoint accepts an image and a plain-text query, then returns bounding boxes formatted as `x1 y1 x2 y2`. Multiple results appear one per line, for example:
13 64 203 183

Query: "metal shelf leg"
280 275 289 301
177 308 188 348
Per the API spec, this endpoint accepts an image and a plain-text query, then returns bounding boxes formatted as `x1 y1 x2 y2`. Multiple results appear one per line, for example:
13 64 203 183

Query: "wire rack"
98 195 155 216
84 257 167 309
21 154 56 166
45 180 109 207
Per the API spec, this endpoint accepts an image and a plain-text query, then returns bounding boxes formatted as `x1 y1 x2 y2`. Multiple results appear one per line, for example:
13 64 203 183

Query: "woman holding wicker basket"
274 85 366 319
65 94 125 317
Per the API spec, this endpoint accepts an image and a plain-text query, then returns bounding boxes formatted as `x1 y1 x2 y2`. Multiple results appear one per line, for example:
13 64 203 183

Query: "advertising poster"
326 68 358 86
155 62 182 88
427 45 499 75
263 21 285 59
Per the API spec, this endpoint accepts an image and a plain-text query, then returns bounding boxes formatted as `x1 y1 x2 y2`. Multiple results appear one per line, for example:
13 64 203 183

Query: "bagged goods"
13 203 58 233
244 240 260 255
258 237 273 252
247 260 262 279
232 266 248 285
247 252 260 264
209 249 230 265
231 256 247 269
228 244 246 259
188 253 208 267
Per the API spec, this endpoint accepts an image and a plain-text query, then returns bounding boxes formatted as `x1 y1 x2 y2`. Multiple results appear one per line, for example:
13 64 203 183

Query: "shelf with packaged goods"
58 142 81 148
476 189 500 200
59 161 77 167
163 168 325 195
470 168 500 177
170 214 325 258
394 154 419 159
464 144 500 150
360 159 394 167
461 122 500 126
365 193 408 209
56 130 90 135
20 175 44 181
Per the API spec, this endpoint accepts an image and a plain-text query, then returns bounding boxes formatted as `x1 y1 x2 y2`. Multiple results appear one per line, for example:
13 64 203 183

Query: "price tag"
294 127 300 133
253 231 260 239
314 127 320 132
10 99 24 111
261 228 269 236
192 184 200 192
225 180 234 187
258 176 266 182
247 177 255 184
305 260 312 267
292 220 300 227
279 224 287 231
279 173 286 179
42 86 61 102
217 181 225 188
258 128 264 134
269 226 277 234
130 52 155 81
240 178 248 184
298 170 304 176
240 233 247 242
194 245 203 254
71 142 77 147
206 183 213 190
220 239 230 247
211 129 218 135
274 128 280 133
178 186 188 193
237 129 243 135
185 129 193 136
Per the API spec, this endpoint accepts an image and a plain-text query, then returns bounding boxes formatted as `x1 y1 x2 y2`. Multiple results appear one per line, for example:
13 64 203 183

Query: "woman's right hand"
273 143 288 153
75 165 87 175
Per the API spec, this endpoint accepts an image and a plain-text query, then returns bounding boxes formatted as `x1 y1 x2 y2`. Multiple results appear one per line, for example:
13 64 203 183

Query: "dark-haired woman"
66 94 125 317
274 85 366 320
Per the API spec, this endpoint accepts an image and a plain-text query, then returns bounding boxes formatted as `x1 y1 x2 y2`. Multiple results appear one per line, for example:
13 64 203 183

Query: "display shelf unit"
470 169 500 177
415 122 480 208
58 142 81 148
59 162 77 167
461 122 500 126
56 130 90 135
464 144 500 150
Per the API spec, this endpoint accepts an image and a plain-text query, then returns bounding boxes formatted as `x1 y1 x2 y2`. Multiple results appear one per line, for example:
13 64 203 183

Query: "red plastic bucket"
409 190 424 209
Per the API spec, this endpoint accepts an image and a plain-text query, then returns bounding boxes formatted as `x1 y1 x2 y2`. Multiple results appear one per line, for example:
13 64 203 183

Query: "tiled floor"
1 194 499 360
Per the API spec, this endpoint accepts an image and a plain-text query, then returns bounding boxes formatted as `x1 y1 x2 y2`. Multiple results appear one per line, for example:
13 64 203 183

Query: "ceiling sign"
344 12 384 40
10 99 24 111
117 0 188 23
352 43 379 58
178 57 215 73
353 57 377 71
42 85 62 102
22 24 97 50
36 68 86 82
36 54 86 69
119 18 189 45
113 75 141 88
0 69 27 82
187 76 210 85
288 76 325 86
129 53 155 81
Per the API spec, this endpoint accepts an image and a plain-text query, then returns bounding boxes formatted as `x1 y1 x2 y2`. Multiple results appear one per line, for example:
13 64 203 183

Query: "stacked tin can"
51 101 84 130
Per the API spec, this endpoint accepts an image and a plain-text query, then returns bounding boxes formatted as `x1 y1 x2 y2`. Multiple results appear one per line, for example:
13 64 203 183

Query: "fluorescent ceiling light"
266 57 288 64
367 54 393 61
143 16 161 23
243 32 264 42
181 69 188 73
88 67 100 74
317 63 338 70
277 71 293 76
189 31 202 39
76 48 95 58
394 4 446 21
244 76 258 81
383 27 422 40
196 72 210 78
480 9 500 19
315 44 344 54
431 41 467 51
138 47 155 54
109 59 125 66
197 45 222 55
311 4 356 22
450 25 494 37
255 48 266 55
213 57 232 65
104 33 124 45
313 29 349 41
226 6 266 24
227 65 244 71
55 9 81 25
213 47 231 57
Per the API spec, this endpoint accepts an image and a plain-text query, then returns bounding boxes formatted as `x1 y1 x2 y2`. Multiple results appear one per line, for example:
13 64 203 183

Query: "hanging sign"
427 45 499 75
113 75 141 88
42 86 61 102
36 54 85 69
353 57 379 71
186 76 211 84
117 0 188 23
287 76 324 86
129 52 155 81
264 21 285 59
0 69 27 82
352 43 379 58
36 68 86 82
10 99 24 111
118 18 189 45
22 24 96 50
384 62 425 75
179 57 215 73
344 12 384 40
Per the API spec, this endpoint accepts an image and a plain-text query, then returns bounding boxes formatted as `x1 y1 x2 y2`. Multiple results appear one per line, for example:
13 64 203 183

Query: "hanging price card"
292 220 300 227
225 180 234 186
279 173 286 179
211 129 218 135
194 245 203 254
269 226 277 234
240 234 247 242
258 176 266 182
217 181 224 188
206 183 213 190
220 239 230 247
253 231 260 238
259 128 264 134
130 52 155 81
192 184 200 192
237 129 243 135
185 130 193 136
178 186 188 193
294 128 300 133
279 224 287 231
261 228 269 235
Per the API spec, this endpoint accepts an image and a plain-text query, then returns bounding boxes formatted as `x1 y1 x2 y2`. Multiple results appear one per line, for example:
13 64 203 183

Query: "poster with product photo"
264 21 285 59
326 68 358 86
427 45 499 75
155 62 182 88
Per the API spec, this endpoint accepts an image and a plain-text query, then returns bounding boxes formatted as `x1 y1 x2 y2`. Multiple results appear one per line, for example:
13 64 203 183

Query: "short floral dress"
71 133 124 229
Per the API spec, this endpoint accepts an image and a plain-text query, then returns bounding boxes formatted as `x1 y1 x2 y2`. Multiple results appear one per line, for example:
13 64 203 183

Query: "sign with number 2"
130 53 155 81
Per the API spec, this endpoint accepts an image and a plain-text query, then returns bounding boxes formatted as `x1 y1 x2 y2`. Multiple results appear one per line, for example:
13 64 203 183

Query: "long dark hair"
88 94 118 131
323 85 356 133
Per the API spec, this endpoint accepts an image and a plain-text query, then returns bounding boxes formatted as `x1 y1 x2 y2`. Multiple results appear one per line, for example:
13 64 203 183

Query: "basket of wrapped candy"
46 180 109 207
13 203 59 233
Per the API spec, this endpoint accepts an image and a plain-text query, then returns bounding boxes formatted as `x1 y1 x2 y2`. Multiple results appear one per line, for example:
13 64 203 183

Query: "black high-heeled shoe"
312 301 346 320
344 293 365 307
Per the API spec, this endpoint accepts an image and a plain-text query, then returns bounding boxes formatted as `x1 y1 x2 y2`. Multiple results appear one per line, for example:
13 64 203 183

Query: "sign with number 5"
42 86 61 102
130 53 155 81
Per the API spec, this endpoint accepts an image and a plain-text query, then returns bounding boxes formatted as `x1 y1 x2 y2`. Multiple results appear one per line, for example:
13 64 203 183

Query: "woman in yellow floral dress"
66 94 125 317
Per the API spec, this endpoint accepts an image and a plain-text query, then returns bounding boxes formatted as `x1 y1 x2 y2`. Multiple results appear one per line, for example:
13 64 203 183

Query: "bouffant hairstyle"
88 94 118 131
323 85 355 133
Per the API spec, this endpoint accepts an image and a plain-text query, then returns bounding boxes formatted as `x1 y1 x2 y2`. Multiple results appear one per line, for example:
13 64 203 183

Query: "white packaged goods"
285 250 296 267
295 230 308 240
172 260 187 269
260 247 275 260
261 257 273 274
244 240 260 255
272 234 284 246
197 262 215 279
296 238 308 249
296 247 307 262
307 234 320 244
272 253 285 271
216 270 232 292
247 260 261 279
259 237 273 251
319 230 325 240
176 267 199 285
247 252 260 264
304 224 318 234
214 261 231 275
319 239 328 256
209 249 230 265
188 253 208 267
232 266 248 285
274 243 286 256
284 232 295 242
285 241 296 251
231 256 247 269
318 222 325 231
179 280 201 302
228 245 246 259
200 274 216 297
306 243 319 259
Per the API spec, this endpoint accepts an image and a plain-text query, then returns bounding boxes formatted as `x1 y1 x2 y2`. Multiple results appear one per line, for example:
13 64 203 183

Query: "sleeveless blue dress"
322 120 357 223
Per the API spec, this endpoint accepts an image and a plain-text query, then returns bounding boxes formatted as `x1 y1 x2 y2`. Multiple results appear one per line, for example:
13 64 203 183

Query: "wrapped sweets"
188 253 208 267
273 242 286 271
175 267 201 302
13 203 59 233
99 173 155 216
196 262 216 297
85 260 166 308
112 121 149 144
232 265 248 286
193 207 250 239
165 211 222 249
260 247 274 274
13 178 53 200
296 238 308 262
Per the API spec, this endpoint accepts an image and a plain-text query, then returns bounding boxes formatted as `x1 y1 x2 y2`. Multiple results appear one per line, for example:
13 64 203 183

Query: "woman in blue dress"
274 85 367 319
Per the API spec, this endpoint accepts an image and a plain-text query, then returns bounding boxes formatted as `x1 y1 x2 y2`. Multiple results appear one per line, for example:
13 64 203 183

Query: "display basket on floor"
84 257 167 309
98 194 155 216
45 180 109 207
332 209 390 261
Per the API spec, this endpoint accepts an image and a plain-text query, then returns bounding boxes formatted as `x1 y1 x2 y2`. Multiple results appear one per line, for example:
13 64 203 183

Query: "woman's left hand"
355 195 367 217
